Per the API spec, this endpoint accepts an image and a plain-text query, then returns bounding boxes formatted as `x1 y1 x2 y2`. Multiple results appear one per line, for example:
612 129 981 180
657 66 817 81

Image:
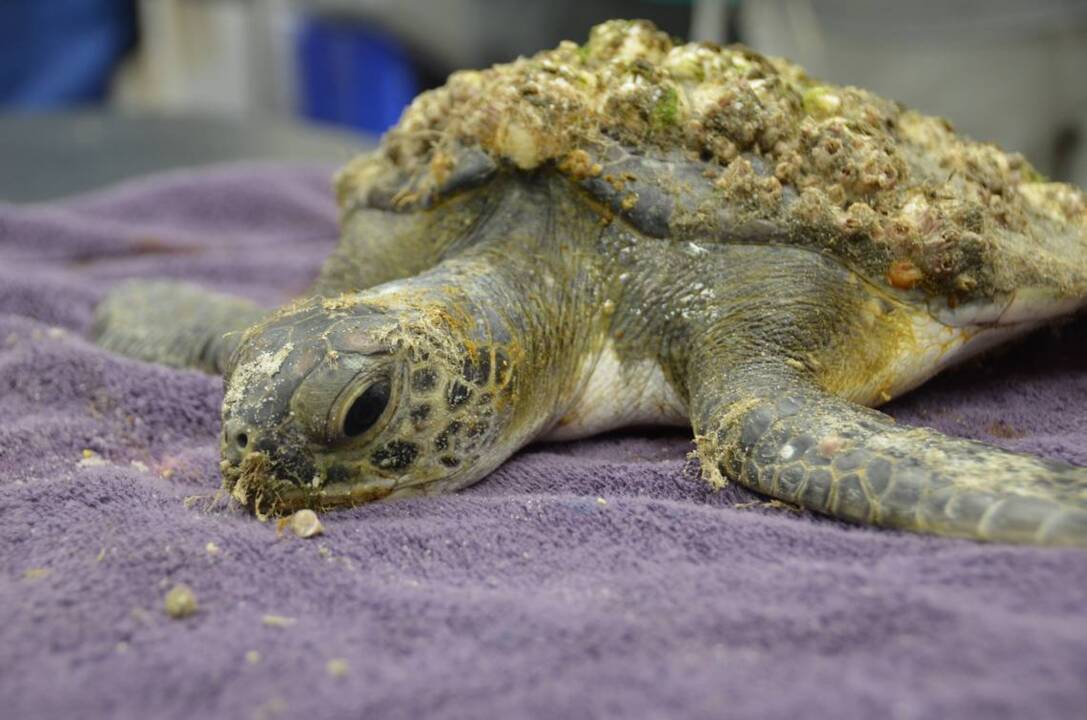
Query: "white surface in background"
112 0 298 117
743 0 1087 185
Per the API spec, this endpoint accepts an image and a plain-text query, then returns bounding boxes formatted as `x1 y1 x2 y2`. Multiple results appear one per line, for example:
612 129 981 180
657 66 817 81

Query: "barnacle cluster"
340 19 1085 300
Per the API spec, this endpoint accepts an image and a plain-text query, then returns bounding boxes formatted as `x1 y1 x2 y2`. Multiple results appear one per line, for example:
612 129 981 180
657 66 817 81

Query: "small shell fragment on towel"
278 509 325 539
326 659 349 678
262 614 296 628
164 583 198 618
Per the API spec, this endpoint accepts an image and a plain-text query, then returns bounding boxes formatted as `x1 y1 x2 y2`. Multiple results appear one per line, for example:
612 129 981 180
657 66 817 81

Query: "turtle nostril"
222 421 255 462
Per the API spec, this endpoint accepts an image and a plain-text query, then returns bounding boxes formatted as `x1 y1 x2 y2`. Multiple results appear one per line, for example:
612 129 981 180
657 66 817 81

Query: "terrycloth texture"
1 164 1085 720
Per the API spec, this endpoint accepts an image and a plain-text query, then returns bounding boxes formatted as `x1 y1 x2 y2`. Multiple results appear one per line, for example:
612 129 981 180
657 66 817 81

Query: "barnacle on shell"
338 19 1084 302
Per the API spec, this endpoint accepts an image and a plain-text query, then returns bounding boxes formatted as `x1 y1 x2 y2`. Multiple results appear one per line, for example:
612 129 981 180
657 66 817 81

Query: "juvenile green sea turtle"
93 20 1087 545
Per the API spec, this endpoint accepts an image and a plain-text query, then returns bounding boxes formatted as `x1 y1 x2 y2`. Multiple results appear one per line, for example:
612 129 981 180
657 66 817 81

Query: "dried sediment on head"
338 19 1086 301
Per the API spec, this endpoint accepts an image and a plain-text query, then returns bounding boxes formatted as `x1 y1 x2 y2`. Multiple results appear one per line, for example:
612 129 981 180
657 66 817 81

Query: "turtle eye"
342 378 392 438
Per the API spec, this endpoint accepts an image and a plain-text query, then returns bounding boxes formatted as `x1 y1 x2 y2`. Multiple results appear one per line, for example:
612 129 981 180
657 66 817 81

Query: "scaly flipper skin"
690 368 1087 545
679 247 1087 546
92 280 264 374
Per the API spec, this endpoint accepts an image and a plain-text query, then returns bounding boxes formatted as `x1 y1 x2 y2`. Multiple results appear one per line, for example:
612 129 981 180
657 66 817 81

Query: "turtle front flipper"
679 247 1087 546
92 280 265 374
689 365 1087 546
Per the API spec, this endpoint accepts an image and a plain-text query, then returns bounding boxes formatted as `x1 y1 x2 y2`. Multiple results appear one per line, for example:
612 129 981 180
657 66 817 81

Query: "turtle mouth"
220 452 398 516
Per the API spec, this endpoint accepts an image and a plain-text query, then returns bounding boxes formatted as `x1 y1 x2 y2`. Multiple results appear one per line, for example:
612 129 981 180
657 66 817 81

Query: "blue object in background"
296 16 420 136
0 0 135 108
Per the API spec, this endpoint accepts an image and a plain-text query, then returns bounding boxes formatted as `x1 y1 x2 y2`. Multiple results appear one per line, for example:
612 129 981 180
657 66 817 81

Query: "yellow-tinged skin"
93 21 1087 545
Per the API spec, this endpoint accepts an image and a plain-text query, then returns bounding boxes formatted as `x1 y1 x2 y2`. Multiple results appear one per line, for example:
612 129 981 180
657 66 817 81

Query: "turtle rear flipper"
92 280 265 375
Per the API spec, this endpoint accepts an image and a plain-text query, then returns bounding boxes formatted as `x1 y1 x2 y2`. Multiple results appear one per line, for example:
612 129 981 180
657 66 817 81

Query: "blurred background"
1 0 1086 201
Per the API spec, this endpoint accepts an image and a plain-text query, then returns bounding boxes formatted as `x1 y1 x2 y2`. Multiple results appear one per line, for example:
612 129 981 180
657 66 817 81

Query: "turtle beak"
219 320 326 509
219 408 322 515
221 420 317 485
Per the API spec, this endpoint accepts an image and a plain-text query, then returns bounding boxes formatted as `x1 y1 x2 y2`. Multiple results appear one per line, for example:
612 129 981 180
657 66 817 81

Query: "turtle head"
219 294 516 515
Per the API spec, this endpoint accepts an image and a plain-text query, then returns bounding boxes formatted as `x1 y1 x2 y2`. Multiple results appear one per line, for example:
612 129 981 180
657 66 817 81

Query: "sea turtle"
93 20 1087 546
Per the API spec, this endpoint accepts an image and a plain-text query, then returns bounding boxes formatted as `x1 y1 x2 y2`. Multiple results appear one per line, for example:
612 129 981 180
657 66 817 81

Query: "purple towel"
1 164 1085 720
